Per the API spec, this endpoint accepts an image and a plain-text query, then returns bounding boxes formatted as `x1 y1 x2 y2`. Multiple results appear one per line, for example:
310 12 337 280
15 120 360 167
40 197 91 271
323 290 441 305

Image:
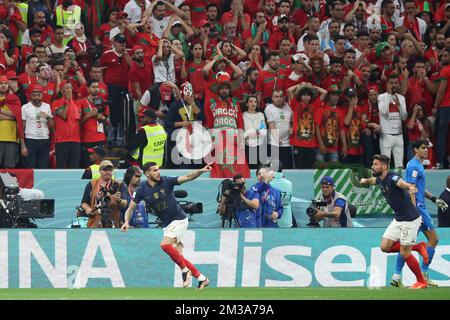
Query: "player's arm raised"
360 177 377 185
177 162 213 184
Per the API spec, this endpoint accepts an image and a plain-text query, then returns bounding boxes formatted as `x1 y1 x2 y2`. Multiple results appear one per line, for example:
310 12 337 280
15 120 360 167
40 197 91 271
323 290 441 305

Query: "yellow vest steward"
55 5 81 45
132 124 167 167
16 3 28 45
89 164 116 180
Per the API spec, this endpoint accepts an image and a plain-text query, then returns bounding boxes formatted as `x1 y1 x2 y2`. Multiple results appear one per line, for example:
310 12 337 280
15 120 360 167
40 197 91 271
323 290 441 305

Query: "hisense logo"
0 231 449 288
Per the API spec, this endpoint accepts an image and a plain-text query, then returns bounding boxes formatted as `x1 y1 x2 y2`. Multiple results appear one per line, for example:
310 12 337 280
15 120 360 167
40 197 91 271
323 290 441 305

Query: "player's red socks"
161 244 186 269
388 242 400 253
405 255 426 283
182 256 201 278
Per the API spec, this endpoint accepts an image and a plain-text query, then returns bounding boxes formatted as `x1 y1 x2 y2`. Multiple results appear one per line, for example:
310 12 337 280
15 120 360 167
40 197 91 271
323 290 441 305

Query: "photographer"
218 174 259 228
121 166 148 228
308 176 353 228
81 160 127 228
79 79 110 167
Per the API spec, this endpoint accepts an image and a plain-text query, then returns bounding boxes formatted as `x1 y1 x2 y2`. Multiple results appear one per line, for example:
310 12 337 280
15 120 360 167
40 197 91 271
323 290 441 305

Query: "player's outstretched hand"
408 185 418 194
436 199 449 212
121 222 130 232
201 162 214 172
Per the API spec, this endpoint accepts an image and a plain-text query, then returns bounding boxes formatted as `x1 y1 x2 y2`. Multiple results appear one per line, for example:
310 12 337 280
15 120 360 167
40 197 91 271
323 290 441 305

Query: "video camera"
216 179 245 228
0 173 54 228
93 97 112 114
306 199 328 228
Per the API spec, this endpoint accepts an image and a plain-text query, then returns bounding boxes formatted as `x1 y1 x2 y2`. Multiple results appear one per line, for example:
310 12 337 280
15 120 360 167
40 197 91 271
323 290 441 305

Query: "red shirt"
204 97 244 130
78 97 109 143
290 97 321 148
0 47 19 73
406 76 435 116
267 29 295 51
51 98 82 143
25 81 55 105
321 74 342 90
37 25 55 45
279 57 292 73
20 46 34 69
315 104 344 152
128 61 153 100
292 8 319 28
186 60 206 100
97 23 114 50
0 6 23 42
256 69 286 101
78 82 108 100
131 32 160 63
18 73 38 95
367 101 380 125
344 105 367 156
438 65 450 107
99 49 130 88
284 72 306 96
405 118 423 142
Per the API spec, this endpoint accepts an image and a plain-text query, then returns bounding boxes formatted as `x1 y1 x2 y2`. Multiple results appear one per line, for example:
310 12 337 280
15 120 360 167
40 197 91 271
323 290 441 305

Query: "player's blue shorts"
417 203 434 232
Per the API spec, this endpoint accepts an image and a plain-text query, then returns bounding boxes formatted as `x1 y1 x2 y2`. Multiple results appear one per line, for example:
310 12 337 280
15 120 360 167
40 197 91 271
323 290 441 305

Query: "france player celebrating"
360 154 429 289
390 139 449 287
121 161 213 289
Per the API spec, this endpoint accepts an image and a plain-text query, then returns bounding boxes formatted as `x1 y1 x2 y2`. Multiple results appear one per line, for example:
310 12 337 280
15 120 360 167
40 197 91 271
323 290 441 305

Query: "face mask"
181 82 193 97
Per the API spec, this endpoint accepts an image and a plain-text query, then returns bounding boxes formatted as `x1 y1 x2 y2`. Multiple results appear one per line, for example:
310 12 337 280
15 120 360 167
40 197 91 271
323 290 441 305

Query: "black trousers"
269 145 293 169
293 146 317 169
55 142 81 169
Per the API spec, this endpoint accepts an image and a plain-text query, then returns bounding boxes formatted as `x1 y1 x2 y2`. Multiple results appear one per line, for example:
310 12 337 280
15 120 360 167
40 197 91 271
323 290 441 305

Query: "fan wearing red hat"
21 83 54 169
6 71 27 105
0 74 24 168
51 80 82 168
204 71 250 178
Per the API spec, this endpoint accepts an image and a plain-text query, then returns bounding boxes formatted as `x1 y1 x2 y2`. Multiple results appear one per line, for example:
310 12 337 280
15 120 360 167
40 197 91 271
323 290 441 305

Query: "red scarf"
0 93 23 139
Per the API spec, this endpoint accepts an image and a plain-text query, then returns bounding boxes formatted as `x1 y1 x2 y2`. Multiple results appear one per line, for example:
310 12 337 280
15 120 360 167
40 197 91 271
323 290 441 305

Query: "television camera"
148 190 203 228
0 173 54 228
305 199 328 228
216 179 245 228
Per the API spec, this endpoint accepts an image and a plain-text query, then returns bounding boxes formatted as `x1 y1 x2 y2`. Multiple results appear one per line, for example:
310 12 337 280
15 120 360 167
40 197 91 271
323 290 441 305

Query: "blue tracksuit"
259 182 283 228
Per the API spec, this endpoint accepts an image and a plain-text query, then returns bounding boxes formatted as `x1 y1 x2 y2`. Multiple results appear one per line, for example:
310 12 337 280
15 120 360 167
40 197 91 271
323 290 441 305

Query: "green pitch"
0 287 449 300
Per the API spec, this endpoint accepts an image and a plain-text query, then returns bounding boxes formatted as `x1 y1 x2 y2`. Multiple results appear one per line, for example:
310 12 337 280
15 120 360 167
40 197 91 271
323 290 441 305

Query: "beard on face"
372 169 382 177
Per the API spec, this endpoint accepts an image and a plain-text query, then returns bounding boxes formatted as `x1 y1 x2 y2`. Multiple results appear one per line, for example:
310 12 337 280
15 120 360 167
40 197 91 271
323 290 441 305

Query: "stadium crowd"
0 0 449 174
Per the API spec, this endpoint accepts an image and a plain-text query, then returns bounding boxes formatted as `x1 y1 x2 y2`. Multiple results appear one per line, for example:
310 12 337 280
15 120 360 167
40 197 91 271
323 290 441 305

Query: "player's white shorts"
163 218 188 241
383 216 422 245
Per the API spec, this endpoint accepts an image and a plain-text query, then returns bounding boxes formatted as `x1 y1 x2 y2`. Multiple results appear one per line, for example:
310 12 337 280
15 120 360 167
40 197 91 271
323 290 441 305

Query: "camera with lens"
93 97 105 114
96 181 121 227
209 27 219 39
306 199 328 227
99 181 120 204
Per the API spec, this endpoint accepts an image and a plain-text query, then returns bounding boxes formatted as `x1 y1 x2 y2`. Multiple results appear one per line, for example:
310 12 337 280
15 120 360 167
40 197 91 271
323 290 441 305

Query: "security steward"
128 109 168 167
81 146 110 179
81 160 128 228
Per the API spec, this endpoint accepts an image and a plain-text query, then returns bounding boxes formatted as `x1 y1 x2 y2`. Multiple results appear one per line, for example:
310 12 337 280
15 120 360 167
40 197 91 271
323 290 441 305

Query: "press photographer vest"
320 191 353 228
131 124 167 167
87 178 120 228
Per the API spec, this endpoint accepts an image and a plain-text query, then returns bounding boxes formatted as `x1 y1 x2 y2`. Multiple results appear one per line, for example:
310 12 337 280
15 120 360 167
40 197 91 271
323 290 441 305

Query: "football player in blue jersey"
121 161 213 290
390 139 449 287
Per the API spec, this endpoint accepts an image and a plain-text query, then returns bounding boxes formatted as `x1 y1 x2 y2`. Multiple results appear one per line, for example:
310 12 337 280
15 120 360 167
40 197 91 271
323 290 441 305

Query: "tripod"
221 201 241 228
0 199 18 228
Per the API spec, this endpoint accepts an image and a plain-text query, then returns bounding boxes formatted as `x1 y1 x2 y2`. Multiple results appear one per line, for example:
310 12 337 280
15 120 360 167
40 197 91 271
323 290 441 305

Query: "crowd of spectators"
0 0 449 171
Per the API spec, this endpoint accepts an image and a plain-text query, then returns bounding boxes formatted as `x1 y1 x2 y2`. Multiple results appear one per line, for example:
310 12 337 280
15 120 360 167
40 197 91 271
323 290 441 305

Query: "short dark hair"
143 162 158 172
26 54 38 64
29 28 42 37
55 25 64 31
388 73 399 81
374 154 390 166
344 48 356 56
335 35 347 42
357 30 369 38
256 164 270 176
381 0 394 9
267 51 279 60
412 139 428 152
206 3 218 10
232 174 244 182
343 23 354 31
88 79 99 87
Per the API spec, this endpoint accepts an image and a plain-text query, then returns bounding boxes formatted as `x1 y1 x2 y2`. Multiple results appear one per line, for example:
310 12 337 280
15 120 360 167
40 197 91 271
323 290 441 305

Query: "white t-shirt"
124 0 151 24
264 103 292 147
243 111 267 147
150 16 171 39
22 102 53 140
152 53 176 83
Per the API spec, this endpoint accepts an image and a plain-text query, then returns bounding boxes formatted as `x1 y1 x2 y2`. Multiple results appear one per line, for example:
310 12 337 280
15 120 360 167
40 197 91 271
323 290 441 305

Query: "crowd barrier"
0 228 449 288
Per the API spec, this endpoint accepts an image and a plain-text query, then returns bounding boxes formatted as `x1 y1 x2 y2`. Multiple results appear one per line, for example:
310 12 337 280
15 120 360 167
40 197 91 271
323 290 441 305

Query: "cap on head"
117 11 128 19
99 160 114 170
87 146 106 157
198 19 210 28
0 75 8 82
278 14 289 22
6 71 18 80
320 176 335 186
